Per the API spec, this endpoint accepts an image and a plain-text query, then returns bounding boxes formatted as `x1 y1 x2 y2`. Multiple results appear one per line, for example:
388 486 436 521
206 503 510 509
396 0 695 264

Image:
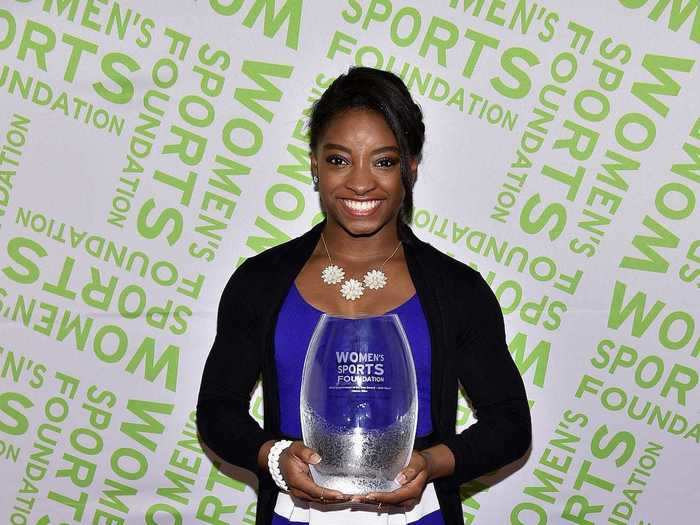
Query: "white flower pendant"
321 264 389 301
340 279 364 301
321 264 345 285
363 269 387 290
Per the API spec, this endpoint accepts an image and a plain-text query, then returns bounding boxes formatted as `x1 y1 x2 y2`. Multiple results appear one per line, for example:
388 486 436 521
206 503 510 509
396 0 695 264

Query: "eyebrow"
323 143 400 154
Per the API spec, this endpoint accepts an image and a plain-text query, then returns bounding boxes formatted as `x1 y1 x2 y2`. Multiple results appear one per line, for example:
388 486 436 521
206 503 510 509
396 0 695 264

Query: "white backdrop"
1 1 698 523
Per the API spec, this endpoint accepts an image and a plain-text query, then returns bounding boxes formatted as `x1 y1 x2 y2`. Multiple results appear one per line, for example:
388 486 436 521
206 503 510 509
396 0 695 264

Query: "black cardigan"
196 218 531 525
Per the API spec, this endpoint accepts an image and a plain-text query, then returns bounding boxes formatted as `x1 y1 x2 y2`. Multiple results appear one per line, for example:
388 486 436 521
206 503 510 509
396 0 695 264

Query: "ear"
310 151 318 175
310 152 320 191
410 157 418 181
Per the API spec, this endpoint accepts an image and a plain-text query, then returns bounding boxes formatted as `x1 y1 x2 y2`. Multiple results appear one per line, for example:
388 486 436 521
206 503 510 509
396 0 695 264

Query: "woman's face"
310 108 417 238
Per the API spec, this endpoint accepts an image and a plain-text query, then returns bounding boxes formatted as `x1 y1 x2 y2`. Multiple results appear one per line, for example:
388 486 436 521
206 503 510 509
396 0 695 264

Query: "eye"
376 157 398 168
326 155 349 166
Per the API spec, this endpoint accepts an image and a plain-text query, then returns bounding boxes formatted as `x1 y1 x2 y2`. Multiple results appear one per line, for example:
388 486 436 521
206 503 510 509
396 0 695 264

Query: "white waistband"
273 481 440 524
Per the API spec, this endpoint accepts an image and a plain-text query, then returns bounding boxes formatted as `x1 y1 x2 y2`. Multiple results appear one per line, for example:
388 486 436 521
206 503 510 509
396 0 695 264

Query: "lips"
339 198 383 216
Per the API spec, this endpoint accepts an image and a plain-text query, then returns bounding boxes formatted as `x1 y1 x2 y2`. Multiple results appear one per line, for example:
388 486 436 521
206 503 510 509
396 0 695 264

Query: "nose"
345 160 376 195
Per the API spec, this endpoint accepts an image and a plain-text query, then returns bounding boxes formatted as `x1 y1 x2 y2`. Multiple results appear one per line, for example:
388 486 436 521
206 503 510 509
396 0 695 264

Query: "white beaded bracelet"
268 440 293 492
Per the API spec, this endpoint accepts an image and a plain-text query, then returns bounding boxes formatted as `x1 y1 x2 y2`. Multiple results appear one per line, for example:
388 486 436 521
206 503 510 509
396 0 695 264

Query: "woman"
196 66 531 525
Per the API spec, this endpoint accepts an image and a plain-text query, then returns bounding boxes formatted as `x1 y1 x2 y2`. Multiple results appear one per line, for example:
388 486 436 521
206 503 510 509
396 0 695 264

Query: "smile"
339 199 383 215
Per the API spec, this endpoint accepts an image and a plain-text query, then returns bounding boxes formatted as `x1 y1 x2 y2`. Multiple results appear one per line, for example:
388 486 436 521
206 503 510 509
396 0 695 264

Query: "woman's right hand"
278 441 350 504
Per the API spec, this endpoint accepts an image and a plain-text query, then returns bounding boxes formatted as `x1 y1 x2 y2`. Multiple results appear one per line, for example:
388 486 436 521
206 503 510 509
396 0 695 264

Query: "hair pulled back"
308 66 425 232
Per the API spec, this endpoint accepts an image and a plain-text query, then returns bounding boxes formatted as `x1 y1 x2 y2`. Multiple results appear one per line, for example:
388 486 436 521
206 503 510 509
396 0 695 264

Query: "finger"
280 454 350 502
288 487 347 505
285 473 350 502
315 486 352 505
283 453 312 476
289 442 322 465
397 452 428 485
279 452 311 488
286 444 350 502
290 474 349 502
363 487 413 505
395 466 419 486
365 472 428 505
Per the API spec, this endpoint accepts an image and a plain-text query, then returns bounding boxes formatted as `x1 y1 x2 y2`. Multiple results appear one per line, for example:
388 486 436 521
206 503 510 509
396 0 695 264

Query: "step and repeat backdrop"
1 0 698 523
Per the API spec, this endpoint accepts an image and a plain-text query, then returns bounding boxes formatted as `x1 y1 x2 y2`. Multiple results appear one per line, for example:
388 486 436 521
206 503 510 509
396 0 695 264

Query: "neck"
320 218 402 262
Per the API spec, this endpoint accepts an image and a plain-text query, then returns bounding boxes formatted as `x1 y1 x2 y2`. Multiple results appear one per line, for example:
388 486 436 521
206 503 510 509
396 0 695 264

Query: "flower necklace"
320 233 402 301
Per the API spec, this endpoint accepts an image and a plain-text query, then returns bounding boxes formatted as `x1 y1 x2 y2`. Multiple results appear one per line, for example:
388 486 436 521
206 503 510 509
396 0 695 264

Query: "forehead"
321 108 397 143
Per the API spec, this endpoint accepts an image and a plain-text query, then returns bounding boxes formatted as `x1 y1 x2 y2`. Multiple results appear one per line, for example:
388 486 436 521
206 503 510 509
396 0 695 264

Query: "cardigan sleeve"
196 258 278 475
442 271 532 485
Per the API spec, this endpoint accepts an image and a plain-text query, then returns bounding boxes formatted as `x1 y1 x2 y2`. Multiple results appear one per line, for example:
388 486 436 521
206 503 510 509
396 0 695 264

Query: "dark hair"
308 66 425 236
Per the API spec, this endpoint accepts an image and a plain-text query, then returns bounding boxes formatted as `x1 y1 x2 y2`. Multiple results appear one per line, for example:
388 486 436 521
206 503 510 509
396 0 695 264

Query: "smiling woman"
312 109 410 233
196 66 532 525
308 67 423 232
300 68 424 318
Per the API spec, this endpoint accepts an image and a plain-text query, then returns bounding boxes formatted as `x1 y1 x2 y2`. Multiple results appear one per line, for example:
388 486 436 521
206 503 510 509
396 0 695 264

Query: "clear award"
300 313 418 494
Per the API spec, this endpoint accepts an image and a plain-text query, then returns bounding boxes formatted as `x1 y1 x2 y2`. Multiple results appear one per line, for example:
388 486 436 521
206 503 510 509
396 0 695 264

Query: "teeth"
342 199 381 211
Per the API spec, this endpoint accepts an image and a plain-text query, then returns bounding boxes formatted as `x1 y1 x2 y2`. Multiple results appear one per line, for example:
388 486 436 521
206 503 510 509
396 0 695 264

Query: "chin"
336 216 391 237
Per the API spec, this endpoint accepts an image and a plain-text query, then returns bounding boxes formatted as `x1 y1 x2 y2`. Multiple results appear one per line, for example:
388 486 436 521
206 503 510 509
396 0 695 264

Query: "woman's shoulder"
218 231 309 314
229 224 318 284
412 233 482 285
242 228 312 268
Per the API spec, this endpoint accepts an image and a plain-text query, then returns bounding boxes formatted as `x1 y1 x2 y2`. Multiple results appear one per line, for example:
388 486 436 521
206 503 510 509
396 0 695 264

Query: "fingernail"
310 453 321 464
366 494 377 501
395 474 406 485
335 494 346 500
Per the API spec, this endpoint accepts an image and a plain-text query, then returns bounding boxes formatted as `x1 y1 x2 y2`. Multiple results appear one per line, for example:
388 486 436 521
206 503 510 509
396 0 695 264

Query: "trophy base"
309 466 401 495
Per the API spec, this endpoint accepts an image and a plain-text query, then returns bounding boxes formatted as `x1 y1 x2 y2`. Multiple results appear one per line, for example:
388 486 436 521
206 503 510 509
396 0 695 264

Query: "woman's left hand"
353 450 431 509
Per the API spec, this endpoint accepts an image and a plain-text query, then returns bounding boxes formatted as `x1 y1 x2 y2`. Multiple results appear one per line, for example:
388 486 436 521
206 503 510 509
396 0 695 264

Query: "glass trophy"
300 313 418 494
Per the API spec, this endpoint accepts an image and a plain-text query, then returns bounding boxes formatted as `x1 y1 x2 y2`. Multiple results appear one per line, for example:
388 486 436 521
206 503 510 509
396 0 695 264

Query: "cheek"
394 179 406 198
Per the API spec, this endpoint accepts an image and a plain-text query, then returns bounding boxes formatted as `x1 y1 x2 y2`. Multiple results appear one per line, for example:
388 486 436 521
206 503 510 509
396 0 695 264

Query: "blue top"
275 282 434 439
272 282 445 524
